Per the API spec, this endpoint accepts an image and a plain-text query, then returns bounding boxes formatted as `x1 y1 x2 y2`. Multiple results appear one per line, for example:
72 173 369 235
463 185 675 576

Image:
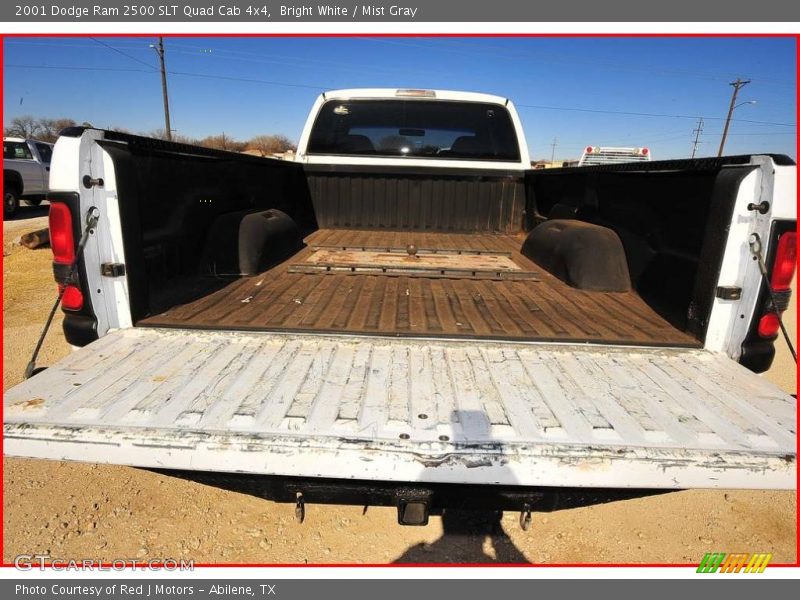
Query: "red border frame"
0 30 797 570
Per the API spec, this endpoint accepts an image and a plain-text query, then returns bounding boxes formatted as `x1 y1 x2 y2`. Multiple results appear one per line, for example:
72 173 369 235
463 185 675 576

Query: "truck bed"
140 229 699 347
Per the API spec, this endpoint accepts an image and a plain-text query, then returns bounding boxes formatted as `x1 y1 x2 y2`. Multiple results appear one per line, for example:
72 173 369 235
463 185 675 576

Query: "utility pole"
550 137 558 163
691 117 704 158
717 78 750 157
153 37 172 141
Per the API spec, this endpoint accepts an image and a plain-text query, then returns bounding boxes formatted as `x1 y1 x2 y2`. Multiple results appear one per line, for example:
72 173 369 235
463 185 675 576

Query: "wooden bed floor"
139 229 700 347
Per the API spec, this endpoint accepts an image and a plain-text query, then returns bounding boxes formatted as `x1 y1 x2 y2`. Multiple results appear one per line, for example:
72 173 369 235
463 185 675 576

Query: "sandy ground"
2 213 796 565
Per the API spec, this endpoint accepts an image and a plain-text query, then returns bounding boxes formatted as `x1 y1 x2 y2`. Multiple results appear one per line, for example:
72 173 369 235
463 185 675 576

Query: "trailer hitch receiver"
398 499 430 526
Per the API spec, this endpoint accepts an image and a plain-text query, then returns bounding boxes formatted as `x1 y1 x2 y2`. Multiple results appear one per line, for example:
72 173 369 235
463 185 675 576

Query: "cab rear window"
3 141 32 160
307 99 520 161
35 143 53 164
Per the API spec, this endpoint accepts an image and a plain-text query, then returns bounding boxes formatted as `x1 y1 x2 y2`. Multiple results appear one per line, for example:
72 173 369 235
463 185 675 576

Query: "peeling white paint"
3 327 796 489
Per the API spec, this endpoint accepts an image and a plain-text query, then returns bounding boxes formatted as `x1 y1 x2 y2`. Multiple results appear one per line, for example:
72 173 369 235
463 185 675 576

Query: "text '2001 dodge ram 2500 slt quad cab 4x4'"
4 89 796 525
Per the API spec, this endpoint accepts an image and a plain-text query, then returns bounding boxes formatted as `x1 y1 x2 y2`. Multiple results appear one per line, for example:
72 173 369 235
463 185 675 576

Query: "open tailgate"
4 327 796 489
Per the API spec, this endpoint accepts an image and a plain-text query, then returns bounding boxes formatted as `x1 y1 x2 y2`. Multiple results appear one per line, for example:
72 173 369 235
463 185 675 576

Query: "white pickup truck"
4 89 796 525
3 137 53 217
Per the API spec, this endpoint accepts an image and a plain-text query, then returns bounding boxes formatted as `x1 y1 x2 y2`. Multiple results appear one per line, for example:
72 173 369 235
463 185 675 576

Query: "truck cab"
295 88 531 170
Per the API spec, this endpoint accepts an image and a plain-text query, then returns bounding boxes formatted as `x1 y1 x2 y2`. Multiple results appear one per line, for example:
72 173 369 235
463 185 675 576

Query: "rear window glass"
35 143 53 163
307 99 520 161
3 141 32 160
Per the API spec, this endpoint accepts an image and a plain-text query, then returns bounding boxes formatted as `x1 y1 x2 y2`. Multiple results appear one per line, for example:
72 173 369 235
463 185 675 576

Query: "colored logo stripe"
745 553 772 573
697 553 771 573
697 553 726 573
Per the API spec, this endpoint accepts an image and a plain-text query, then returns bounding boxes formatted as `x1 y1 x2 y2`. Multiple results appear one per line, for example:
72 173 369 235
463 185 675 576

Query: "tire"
4 188 20 219
25 198 43 207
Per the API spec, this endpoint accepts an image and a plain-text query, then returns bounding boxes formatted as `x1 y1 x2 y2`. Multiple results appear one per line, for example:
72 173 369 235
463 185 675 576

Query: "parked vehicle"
578 145 651 166
4 89 796 524
3 137 54 217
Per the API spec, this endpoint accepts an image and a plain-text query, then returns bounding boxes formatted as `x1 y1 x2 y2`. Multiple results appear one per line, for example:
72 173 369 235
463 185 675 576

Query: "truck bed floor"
139 229 699 347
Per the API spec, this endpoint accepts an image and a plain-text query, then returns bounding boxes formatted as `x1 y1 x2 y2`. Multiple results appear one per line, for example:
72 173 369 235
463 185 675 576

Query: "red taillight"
757 312 780 338
770 231 796 291
755 231 795 339
585 146 594 154
60 284 84 311
641 147 649 156
49 202 75 265
50 203 83 310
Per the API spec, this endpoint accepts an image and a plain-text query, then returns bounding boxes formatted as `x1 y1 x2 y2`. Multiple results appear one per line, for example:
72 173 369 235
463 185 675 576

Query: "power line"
89 37 157 70
647 130 796 142
167 70 327 91
437 39 792 85
710 131 796 135
515 103 794 127
5 64 327 91
6 64 152 73
164 44 441 79
8 38 795 89
4 62 795 129
547 128 795 149
356 37 796 89
5 38 453 81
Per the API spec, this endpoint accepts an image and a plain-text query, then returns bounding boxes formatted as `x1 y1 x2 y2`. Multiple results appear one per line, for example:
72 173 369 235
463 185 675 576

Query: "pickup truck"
4 89 796 525
3 137 54 218
578 145 651 166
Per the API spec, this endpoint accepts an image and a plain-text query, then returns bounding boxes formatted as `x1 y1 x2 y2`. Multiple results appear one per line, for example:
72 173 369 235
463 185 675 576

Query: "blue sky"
3 36 796 160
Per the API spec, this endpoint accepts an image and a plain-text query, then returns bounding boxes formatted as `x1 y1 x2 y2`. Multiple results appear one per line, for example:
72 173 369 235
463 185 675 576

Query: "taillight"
49 202 75 265
770 231 796 291
641 147 650 156
757 231 796 339
60 284 84 311
50 202 84 310
741 222 795 371
757 312 780 338
585 146 594 154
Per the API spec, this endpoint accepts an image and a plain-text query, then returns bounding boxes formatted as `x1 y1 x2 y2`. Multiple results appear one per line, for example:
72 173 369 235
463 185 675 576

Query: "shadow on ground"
6 202 49 222
393 509 527 563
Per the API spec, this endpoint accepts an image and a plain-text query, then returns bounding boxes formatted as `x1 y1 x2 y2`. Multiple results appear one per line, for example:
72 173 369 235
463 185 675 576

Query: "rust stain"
13 398 45 409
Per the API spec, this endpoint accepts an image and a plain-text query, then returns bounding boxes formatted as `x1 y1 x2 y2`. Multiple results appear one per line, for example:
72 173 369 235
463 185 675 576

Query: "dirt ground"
2 213 796 564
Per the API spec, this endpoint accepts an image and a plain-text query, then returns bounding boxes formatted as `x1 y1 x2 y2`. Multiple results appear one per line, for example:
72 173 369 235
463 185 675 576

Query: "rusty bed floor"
139 229 700 347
